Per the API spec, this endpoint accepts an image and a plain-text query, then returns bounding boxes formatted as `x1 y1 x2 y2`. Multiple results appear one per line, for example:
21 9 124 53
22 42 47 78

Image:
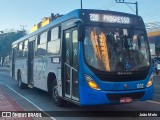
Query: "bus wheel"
51 80 63 107
17 72 25 89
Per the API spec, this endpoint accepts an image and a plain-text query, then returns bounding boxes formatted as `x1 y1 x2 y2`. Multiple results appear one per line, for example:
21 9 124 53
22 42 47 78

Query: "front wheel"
51 80 64 107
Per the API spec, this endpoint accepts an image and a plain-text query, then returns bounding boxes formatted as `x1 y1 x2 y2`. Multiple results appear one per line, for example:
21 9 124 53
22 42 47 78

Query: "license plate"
120 97 133 103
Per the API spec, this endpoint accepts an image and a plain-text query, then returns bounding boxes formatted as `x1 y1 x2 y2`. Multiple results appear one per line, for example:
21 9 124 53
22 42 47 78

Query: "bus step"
28 84 33 88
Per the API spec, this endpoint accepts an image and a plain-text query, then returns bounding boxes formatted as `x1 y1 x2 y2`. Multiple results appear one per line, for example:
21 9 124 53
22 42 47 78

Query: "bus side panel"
46 57 62 97
14 59 28 84
21 59 28 84
33 57 48 91
33 57 62 94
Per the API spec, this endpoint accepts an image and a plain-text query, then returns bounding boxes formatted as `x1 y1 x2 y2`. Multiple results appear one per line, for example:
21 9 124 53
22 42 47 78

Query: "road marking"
147 100 160 105
0 82 56 120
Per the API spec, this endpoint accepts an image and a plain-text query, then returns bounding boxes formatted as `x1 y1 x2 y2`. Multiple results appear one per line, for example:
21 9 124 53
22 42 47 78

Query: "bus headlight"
146 74 153 87
85 75 101 90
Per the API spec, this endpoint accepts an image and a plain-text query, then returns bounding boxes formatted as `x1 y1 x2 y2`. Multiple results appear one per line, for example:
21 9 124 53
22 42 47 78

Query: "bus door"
63 28 79 101
12 48 16 78
28 40 35 86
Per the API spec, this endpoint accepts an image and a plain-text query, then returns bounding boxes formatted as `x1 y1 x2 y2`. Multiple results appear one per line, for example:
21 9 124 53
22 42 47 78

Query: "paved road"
0 67 160 120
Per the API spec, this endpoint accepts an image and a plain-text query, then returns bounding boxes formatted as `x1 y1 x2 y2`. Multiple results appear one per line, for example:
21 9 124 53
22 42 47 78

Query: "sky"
0 0 160 32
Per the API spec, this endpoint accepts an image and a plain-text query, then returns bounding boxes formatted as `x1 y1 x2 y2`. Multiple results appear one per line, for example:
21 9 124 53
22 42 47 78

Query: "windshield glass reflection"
84 26 150 72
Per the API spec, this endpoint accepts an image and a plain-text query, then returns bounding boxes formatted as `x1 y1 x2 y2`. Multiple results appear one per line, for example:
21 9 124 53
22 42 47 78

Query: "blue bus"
11 9 153 106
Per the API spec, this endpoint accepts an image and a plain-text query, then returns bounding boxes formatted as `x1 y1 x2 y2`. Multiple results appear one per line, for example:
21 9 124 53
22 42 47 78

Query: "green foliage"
0 30 26 61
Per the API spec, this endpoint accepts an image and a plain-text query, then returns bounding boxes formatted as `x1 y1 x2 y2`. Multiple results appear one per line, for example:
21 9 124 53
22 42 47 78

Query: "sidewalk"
0 87 24 111
0 71 52 120
0 86 33 120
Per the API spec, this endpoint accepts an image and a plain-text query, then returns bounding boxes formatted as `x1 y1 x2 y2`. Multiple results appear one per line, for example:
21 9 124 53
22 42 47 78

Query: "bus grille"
107 92 145 102
96 73 148 82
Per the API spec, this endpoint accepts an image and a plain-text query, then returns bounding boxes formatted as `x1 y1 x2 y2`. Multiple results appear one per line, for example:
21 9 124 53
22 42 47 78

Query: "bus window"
65 32 70 64
36 31 47 56
72 30 79 98
47 39 60 54
47 27 60 54
17 42 23 58
72 30 78 69
51 27 59 40
23 40 28 57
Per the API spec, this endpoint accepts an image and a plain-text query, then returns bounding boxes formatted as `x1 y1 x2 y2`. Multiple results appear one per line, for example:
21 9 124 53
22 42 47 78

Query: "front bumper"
79 85 153 105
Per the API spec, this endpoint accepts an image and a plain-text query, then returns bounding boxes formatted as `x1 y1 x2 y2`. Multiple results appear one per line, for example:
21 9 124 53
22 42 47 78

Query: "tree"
0 30 26 66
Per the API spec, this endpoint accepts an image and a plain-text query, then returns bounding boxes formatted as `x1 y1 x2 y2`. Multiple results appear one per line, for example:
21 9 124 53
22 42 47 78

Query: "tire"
17 72 26 89
51 80 64 107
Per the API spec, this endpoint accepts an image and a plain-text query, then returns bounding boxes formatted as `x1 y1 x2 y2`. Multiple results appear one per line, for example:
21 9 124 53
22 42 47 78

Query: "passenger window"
23 40 28 57
17 42 23 58
36 31 47 56
47 27 60 54
40 31 47 44
51 27 59 40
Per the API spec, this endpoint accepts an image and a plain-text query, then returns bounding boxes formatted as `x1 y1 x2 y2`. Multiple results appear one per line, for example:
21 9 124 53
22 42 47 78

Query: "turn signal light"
146 74 153 87
85 75 101 90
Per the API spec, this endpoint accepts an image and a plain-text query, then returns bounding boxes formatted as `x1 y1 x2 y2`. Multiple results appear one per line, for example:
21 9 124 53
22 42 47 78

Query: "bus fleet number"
137 83 144 89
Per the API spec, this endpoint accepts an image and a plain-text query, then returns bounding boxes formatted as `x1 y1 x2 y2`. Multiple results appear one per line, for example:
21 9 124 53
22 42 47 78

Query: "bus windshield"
84 26 150 72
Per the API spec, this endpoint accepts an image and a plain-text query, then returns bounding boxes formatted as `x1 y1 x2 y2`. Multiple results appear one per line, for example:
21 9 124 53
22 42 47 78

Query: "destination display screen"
89 13 131 24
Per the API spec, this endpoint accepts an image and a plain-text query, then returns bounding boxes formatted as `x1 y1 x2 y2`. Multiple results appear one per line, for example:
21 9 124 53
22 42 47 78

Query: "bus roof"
12 9 142 46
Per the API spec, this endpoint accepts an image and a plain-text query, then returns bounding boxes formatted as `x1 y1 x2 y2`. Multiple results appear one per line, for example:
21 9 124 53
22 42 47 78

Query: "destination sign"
90 13 130 24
